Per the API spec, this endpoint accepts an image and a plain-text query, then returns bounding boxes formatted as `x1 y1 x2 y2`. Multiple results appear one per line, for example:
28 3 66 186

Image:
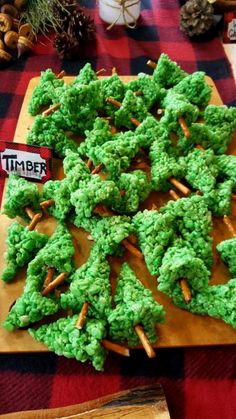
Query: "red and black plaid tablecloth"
0 1 236 418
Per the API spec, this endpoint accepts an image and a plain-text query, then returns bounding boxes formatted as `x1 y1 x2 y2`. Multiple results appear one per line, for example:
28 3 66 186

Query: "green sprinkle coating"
3 174 41 221
108 263 165 346
2 221 48 283
29 316 107 371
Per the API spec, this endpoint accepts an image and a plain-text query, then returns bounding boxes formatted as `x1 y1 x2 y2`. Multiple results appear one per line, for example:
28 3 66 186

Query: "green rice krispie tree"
114 170 151 213
133 210 174 276
1 221 48 283
42 178 72 220
134 115 166 149
215 154 236 190
29 316 108 371
101 73 126 116
78 117 114 161
2 174 41 221
204 180 233 216
108 263 165 349
27 115 79 158
125 73 164 110
184 148 219 194
173 71 211 107
28 69 66 116
113 90 149 130
61 245 112 319
152 53 187 88
217 215 236 277
72 63 98 86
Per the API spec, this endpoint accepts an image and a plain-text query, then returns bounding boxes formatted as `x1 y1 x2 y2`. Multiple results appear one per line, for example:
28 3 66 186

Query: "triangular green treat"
89 131 139 178
161 195 213 268
135 116 166 149
184 148 219 194
100 74 126 116
78 117 114 162
29 316 107 371
114 90 149 130
158 239 210 296
61 245 112 319
133 210 174 276
215 155 236 190
28 69 66 115
173 71 211 107
125 73 164 109
72 63 98 86
3 174 41 221
217 238 236 277
204 104 236 129
114 170 151 213
160 91 199 135
42 178 72 220
90 215 133 256
170 278 236 330
63 150 90 193
108 263 165 346
153 53 187 88
27 115 78 158
28 222 75 276
189 122 232 155
204 180 233 216
70 176 121 224
2 221 48 283
149 138 186 192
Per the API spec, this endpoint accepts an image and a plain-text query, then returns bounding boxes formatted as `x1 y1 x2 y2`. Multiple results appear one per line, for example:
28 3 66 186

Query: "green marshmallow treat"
216 154 236 190
3 174 41 221
114 90 149 130
126 73 164 109
79 117 114 161
101 74 126 116
72 63 98 86
135 116 166 149
184 148 219 194
204 180 233 216
27 115 78 158
217 238 236 277
29 316 107 371
133 210 174 276
1 221 48 283
61 245 112 319
153 53 187 88
42 178 72 220
114 170 151 213
173 71 211 107
108 263 165 346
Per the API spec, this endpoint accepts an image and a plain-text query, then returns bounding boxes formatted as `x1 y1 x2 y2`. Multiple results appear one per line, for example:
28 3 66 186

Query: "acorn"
0 48 12 62
0 13 12 32
17 35 34 57
19 23 34 41
1 4 18 18
4 30 18 49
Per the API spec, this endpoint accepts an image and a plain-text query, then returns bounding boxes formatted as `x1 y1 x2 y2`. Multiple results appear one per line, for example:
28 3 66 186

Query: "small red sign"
223 12 236 43
0 142 52 182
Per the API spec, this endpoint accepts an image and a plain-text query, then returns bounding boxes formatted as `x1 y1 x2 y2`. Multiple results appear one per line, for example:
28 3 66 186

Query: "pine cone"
180 0 214 37
53 2 95 59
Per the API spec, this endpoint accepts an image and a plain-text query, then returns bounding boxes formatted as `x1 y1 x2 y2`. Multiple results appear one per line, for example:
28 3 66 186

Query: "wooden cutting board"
0 384 170 419
0 75 236 354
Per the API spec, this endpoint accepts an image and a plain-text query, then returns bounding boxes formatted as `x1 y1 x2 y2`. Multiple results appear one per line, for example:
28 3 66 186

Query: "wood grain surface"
0 76 236 354
0 385 170 419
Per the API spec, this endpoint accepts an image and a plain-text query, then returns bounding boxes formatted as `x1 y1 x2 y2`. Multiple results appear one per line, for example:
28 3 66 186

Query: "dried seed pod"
0 48 12 62
17 35 34 58
4 30 18 49
0 13 12 32
19 23 34 41
1 4 18 17
0 38 4 49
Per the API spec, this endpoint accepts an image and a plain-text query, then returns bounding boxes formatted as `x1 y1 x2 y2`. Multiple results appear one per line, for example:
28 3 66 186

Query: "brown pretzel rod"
134 91 143 96
223 215 236 237
75 301 89 329
134 325 156 358
43 267 55 288
86 159 93 169
42 103 61 117
41 272 67 297
232 193 236 200
56 70 66 79
92 162 104 174
102 339 130 357
169 177 191 196
169 189 180 201
146 59 157 70
180 279 192 304
24 206 34 219
96 68 106 76
93 203 115 217
132 161 150 171
28 213 42 231
112 67 117 75
122 239 143 259
178 116 190 139
40 199 55 209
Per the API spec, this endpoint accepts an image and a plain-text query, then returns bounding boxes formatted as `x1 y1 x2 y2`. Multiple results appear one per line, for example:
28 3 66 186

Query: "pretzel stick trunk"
223 215 236 237
178 116 190 139
41 272 67 297
42 103 61 117
92 162 104 174
43 267 55 288
122 239 143 259
134 325 156 358
40 199 55 209
169 177 191 196
169 189 180 201
96 68 106 76
24 206 34 219
56 70 66 79
102 339 130 357
75 302 89 329
106 97 140 127
28 213 42 231
86 159 93 169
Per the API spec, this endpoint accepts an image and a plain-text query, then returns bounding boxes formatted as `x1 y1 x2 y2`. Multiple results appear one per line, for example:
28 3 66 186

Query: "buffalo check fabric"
0 1 236 418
